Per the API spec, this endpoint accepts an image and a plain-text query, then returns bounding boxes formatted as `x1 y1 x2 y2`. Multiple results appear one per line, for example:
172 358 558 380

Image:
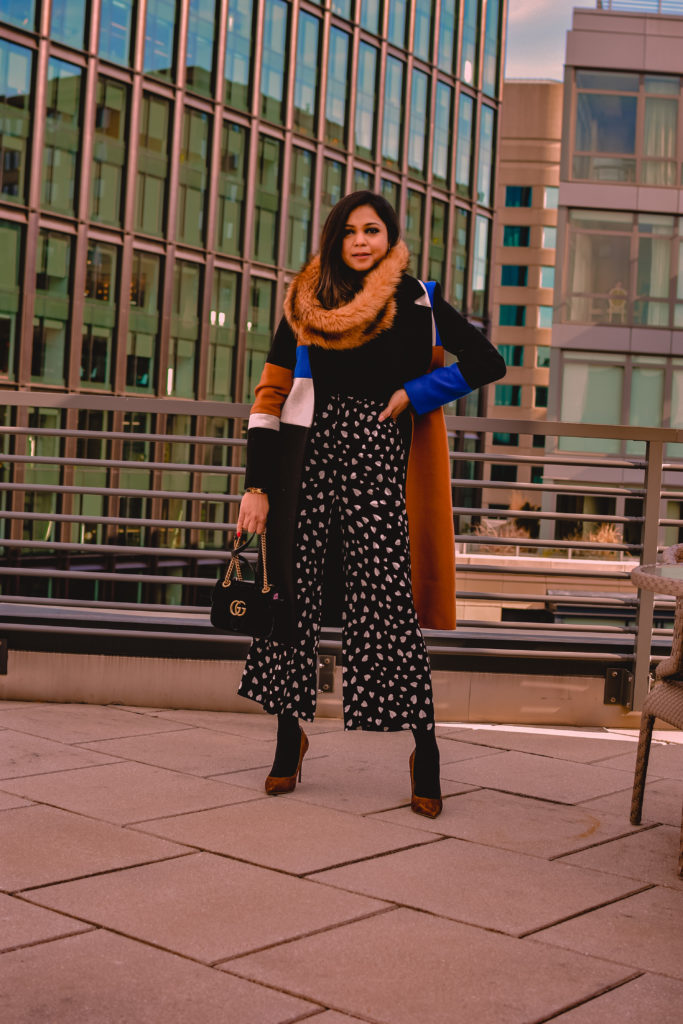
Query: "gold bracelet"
244 487 266 494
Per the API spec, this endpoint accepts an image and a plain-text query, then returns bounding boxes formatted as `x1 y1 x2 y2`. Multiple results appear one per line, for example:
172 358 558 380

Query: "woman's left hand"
378 388 410 421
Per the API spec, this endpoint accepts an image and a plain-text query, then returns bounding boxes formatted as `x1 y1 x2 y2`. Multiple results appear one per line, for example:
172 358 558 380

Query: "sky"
505 0 586 81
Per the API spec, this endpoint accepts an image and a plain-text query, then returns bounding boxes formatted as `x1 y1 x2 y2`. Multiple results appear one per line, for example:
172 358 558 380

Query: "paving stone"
0 805 190 891
372 789 642 858
534 887 683 979
581 777 683 826
0 790 31 810
225 907 634 1024
0 730 117 780
24 853 387 963
441 750 636 803
133 798 437 875
2 761 258 825
214 760 476 815
437 726 638 763
297 729 417 766
0 928 315 1024
548 973 683 1023
310 838 643 937
0 703 192 744
305 1014 369 1023
80 728 281 776
0 893 92 952
560 825 683 889
593 744 683 779
153 708 343 739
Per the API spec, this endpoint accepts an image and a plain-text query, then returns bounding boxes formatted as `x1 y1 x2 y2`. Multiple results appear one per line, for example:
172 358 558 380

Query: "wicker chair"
630 543 683 877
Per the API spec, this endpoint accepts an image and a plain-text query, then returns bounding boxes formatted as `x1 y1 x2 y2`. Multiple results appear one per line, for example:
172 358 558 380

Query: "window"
482 0 501 97
505 186 531 207
455 93 474 198
360 0 380 34
432 82 452 187
135 93 170 236
501 265 527 286
542 226 557 249
0 222 22 379
451 208 469 308
260 0 288 123
253 136 281 264
82 241 118 389
495 384 521 406
331 0 351 16
91 78 128 226
177 107 210 247
492 432 519 446
503 225 529 247
471 215 490 318
224 0 254 110
531 466 543 484
127 252 161 392
534 386 548 408
437 0 456 74
0 40 32 204
532 434 545 448
33 232 71 387
460 0 478 85
325 28 350 148
544 186 559 209
387 0 408 47
216 121 247 255
382 57 404 169
353 167 372 191
207 268 239 400
186 0 216 95
491 464 517 482
355 43 378 160
408 70 428 177
143 0 177 79
538 306 553 328
99 0 134 64
413 0 433 63
540 266 555 288
477 106 495 206
559 352 624 454
244 277 274 400
428 199 447 283
536 346 550 368
405 190 424 277
498 344 523 366
293 12 320 136
2 0 37 30
286 147 314 270
43 58 82 216
168 262 201 397
381 177 399 211
320 158 344 226
499 305 525 327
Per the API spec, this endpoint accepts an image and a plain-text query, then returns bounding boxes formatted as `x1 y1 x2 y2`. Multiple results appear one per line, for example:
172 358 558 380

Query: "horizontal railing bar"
452 507 643 525
0 482 237 502
0 538 230 558
450 451 647 469
1 426 246 446
0 566 213 585
0 596 208 613
444 414 683 443
426 644 630 662
457 618 633 634
452 479 645 496
1 511 233 531
457 590 641 605
455 534 640 552
1 454 241 474
0 391 252 418
457 562 634 578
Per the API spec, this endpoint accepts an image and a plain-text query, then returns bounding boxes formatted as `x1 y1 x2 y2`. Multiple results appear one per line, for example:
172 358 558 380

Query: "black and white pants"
239 394 434 731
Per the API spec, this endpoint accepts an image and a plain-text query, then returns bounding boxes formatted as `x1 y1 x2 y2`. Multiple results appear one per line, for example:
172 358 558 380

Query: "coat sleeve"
243 317 297 491
403 283 507 416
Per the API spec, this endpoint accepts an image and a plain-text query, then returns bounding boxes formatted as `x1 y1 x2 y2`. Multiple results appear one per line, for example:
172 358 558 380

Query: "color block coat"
244 246 506 641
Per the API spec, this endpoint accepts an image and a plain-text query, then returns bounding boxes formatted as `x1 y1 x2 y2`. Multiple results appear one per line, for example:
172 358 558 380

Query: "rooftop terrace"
1 700 681 1022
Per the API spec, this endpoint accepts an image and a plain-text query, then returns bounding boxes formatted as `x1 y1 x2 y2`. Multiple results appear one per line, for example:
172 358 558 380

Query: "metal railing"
597 0 683 14
2 391 683 710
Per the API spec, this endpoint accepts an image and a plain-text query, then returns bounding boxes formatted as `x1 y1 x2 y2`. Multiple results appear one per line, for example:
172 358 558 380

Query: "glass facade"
0 0 502 397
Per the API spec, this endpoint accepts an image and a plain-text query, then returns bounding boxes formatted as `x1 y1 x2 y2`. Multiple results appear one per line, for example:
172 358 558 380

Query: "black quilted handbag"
210 531 282 638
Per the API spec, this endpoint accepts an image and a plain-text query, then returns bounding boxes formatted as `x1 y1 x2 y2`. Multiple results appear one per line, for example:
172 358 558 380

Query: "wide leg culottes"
238 394 434 731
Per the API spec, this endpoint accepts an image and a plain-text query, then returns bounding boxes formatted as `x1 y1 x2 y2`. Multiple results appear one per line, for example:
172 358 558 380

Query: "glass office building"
0 0 504 407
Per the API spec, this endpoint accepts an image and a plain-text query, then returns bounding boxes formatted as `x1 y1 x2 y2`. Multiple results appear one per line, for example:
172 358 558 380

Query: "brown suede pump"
409 750 443 818
265 728 309 795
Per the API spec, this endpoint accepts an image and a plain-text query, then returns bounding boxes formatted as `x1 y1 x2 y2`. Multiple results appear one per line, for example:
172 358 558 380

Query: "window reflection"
82 241 118 389
293 12 320 137
437 0 456 74
287 148 314 270
432 83 452 187
216 121 247 255
208 268 239 400
260 0 288 124
471 215 490 318
253 136 282 264
461 0 479 85
91 77 128 226
325 28 350 148
136 93 170 236
225 0 254 110
405 190 424 276
483 0 501 97
244 278 274 401
177 107 210 247
0 221 21 379
382 56 404 169
43 58 82 216
168 262 201 397
413 0 432 63
186 0 216 96
144 0 177 79
320 158 345 226
50 0 86 50
127 252 161 392
451 208 469 308
0 39 32 204
355 42 378 161
428 199 447 283
408 70 428 177
455 93 474 198
99 0 134 65
477 105 495 206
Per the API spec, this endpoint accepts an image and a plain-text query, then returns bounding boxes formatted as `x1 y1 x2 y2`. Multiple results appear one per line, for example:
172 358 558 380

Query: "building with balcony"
546 3 683 546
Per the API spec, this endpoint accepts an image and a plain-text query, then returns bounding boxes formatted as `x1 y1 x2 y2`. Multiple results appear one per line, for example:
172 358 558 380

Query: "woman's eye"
366 227 379 235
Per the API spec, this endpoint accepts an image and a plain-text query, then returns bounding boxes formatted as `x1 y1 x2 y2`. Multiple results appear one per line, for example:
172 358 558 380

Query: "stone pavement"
1 700 682 1023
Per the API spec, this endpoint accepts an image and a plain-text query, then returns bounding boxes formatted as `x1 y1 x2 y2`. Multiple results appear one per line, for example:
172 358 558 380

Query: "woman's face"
341 204 390 273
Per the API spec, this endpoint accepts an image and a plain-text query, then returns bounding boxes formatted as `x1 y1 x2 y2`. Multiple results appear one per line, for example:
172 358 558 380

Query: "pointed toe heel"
409 750 443 819
265 729 309 795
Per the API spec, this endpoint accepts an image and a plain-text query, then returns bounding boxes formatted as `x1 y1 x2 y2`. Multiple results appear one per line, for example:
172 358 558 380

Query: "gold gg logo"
230 599 246 617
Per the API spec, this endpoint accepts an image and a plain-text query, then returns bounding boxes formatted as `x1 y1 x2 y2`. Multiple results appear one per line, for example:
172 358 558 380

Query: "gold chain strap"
222 531 270 593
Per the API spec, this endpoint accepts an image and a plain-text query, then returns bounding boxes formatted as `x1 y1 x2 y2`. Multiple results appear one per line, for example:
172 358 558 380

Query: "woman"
237 191 505 817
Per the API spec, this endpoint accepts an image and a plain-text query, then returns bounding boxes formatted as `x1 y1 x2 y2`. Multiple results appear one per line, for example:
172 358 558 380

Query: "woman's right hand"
237 491 269 535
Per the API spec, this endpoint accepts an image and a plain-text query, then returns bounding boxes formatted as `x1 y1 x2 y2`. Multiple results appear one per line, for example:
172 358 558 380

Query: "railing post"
632 438 664 710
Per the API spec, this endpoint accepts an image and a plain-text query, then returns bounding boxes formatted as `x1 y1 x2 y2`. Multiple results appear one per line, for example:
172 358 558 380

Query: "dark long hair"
317 191 400 309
